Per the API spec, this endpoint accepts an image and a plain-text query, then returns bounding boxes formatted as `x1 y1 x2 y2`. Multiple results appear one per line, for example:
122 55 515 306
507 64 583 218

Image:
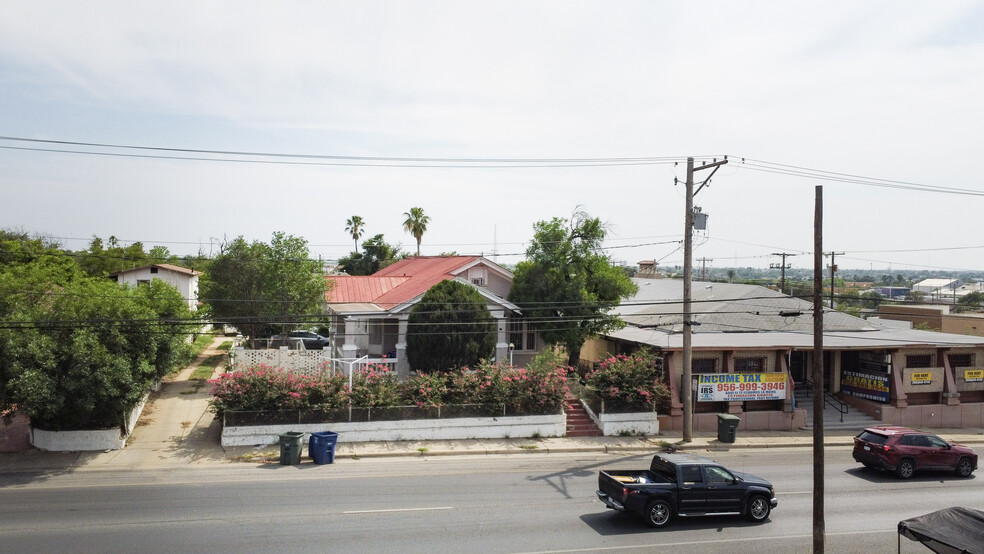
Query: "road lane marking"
343 507 453 514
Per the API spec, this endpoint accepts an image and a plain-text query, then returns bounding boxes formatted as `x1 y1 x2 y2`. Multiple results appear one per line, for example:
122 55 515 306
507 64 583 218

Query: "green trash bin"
279 432 305 465
716 414 740 443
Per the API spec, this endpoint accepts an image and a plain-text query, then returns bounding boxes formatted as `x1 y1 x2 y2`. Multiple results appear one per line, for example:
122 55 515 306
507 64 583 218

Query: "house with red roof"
326 256 540 377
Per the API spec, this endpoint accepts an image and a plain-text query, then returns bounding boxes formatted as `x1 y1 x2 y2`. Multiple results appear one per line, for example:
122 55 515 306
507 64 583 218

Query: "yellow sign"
910 372 932 385
965 370 984 383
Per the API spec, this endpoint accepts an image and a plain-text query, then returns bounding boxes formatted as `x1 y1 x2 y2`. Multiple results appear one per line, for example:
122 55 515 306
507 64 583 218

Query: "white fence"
230 348 396 376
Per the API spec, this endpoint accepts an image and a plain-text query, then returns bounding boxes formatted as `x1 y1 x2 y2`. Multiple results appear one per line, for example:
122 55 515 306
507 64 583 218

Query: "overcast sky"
2 1 983 273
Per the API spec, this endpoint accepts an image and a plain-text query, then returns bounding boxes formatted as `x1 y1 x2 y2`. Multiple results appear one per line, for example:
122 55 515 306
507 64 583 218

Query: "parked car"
852 426 978 479
596 453 777 528
270 330 330 350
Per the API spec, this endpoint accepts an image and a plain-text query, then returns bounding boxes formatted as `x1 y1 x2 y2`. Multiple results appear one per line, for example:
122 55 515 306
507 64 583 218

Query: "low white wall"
597 411 660 436
32 427 125 451
31 391 152 452
580 398 660 436
221 414 566 447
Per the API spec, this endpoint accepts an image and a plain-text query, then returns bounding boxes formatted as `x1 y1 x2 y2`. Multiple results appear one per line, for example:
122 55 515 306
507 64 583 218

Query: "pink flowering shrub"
404 360 570 413
348 363 401 407
209 364 348 417
583 348 669 412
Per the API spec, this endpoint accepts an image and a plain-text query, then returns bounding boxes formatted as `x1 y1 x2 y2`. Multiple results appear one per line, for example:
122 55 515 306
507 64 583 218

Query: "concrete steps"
564 394 602 437
796 390 879 431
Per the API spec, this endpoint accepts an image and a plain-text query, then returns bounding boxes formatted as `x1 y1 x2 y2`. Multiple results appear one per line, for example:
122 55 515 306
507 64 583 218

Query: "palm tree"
402 207 430 256
345 216 365 253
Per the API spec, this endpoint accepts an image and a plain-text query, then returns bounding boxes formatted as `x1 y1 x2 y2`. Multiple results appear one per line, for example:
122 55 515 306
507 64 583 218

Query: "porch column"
724 350 742 415
665 352 683 417
777 350 794 413
492 309 509 365
940 348 961 406
395 316 409 380
342 317 360 358
890 351 908 408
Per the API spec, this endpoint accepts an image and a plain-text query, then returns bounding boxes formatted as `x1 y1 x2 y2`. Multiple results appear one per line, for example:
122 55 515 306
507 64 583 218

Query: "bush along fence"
576 349 670 436
211 361 571 445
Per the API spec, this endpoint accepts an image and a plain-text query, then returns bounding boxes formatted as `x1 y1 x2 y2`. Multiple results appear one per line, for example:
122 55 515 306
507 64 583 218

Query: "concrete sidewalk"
2 336 983 472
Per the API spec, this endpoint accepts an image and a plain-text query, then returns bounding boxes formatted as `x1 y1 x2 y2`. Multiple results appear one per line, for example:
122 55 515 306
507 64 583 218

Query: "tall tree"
336 234 405 276
345 216 366 253
509 211 638 368
406 280 496 372
403 207 430 256
200 232 328 347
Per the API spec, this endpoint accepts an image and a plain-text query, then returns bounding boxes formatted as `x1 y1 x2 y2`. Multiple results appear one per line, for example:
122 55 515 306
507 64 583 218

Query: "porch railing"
803 379 848 422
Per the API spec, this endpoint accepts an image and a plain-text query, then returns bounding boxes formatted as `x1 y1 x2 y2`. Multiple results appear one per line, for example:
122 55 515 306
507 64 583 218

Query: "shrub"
348 363 401 407
583 348 669 412
209 364 348 417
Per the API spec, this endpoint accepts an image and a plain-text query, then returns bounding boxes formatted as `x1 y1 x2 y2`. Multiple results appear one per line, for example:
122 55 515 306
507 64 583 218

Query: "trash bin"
309 431 339 464
716 414 740 443
279 432 305 465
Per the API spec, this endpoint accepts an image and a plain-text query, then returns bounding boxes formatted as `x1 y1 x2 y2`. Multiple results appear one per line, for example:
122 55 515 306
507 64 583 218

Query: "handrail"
802 380 848 422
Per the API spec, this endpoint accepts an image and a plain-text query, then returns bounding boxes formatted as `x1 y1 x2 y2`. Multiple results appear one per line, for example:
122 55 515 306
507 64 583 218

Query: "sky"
2 1 984 274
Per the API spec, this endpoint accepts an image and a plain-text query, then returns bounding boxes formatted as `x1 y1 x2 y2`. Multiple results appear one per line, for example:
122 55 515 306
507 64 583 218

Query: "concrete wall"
846 396 984 428
31 390 151 451
220 413 567 447
658 409 806 432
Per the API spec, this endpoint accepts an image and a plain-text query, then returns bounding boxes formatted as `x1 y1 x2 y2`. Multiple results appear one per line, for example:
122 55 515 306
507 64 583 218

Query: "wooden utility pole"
682 156 728 443
813 186 826 553
825 251 844 309
697 257 713 281
770 253 796 294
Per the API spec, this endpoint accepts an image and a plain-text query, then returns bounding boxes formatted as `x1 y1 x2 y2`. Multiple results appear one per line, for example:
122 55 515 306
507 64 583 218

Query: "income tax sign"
697 372 787 402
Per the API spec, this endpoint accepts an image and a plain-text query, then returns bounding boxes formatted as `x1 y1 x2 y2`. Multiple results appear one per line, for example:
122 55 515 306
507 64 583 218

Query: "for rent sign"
697 373 787 402
842 370 890 403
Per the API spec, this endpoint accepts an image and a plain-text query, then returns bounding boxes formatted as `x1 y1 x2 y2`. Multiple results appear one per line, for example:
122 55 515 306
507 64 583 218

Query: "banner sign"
842 370 890 403
697 373 786 402
910 372 932 385
965 369 984 383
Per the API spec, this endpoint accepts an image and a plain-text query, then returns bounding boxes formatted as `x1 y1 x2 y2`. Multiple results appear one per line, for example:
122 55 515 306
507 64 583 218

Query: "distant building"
111 264 201 311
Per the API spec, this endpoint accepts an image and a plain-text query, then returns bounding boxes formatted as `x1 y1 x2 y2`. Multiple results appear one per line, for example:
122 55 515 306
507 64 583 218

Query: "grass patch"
190 354 225 380
519 444 538 450
417 447 429 453
216 341 233 351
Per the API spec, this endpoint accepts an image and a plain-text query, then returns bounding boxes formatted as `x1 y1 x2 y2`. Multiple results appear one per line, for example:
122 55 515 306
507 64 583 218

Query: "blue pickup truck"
596 453 778 528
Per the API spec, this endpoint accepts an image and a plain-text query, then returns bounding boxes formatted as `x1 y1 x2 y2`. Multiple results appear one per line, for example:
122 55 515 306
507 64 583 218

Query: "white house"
111 263 201 311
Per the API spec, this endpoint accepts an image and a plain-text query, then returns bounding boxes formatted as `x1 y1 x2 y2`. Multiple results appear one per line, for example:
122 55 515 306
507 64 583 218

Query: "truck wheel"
644 500 672 528
745 495 771 522
956 457 975 478
895 458 915 479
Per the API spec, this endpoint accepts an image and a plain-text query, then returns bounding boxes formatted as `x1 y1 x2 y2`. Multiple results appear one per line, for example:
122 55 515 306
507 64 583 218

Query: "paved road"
1 448 980 553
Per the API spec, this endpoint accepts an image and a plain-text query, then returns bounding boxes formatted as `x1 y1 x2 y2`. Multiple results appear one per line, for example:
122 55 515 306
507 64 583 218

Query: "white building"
111 264 201 311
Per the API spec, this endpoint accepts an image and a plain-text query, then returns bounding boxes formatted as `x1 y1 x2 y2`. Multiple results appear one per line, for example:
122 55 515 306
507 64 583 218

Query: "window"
471 277 486 286
906 355 933 369
704 466 734 485
508 319 536 352
926 435 949 448
150 267 159 274
680 465 703 484
735 357 766 372
948 354 974 368
137 279 150 287
692 358 717 373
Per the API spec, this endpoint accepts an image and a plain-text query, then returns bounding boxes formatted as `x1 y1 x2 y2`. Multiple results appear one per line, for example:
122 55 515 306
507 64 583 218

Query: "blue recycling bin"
309 431 339 464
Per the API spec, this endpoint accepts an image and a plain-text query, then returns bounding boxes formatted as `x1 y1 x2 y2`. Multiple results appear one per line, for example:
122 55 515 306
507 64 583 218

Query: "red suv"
853 426 978 479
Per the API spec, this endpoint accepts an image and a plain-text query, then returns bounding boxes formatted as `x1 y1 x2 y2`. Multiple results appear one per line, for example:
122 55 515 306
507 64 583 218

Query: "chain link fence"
224 403 562 427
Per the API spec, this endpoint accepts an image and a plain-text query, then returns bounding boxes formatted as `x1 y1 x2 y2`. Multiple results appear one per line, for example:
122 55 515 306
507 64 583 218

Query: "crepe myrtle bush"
583 348 669 412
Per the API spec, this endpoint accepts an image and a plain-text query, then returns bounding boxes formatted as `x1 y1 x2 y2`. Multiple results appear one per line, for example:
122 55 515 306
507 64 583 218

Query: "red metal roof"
326 256 483 309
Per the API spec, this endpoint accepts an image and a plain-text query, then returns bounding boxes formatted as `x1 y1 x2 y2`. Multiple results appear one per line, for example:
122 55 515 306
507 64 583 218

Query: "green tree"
406 280 496 372
337 234 405 276
958 291 984 307
0 237 196 430
345 215 366 253
509 211 638 368
403 207 430 256
200 233 327 347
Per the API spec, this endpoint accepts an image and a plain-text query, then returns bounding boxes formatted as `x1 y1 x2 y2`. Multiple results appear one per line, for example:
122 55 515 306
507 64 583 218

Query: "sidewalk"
2 338 983 471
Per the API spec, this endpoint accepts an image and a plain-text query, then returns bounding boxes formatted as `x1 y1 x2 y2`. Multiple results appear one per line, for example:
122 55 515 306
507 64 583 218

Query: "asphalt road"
1 447 981 553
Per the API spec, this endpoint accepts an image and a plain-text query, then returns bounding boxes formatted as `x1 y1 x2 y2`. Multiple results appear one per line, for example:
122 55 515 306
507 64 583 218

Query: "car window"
926 435 949 448
704 466 734 485
905 435 930 447
680 465 703 484
857 431 888 445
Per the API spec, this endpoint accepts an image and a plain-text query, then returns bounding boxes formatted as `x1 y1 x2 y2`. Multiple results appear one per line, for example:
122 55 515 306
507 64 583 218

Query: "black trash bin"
279 432 305 465
309 431 339 464
716 414 740 443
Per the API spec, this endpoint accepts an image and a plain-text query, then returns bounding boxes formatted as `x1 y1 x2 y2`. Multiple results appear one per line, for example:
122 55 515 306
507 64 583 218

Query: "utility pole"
682 156 728 443
825 251 844 309
697 257 713 281
770 253 796 294
813 186 826 553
